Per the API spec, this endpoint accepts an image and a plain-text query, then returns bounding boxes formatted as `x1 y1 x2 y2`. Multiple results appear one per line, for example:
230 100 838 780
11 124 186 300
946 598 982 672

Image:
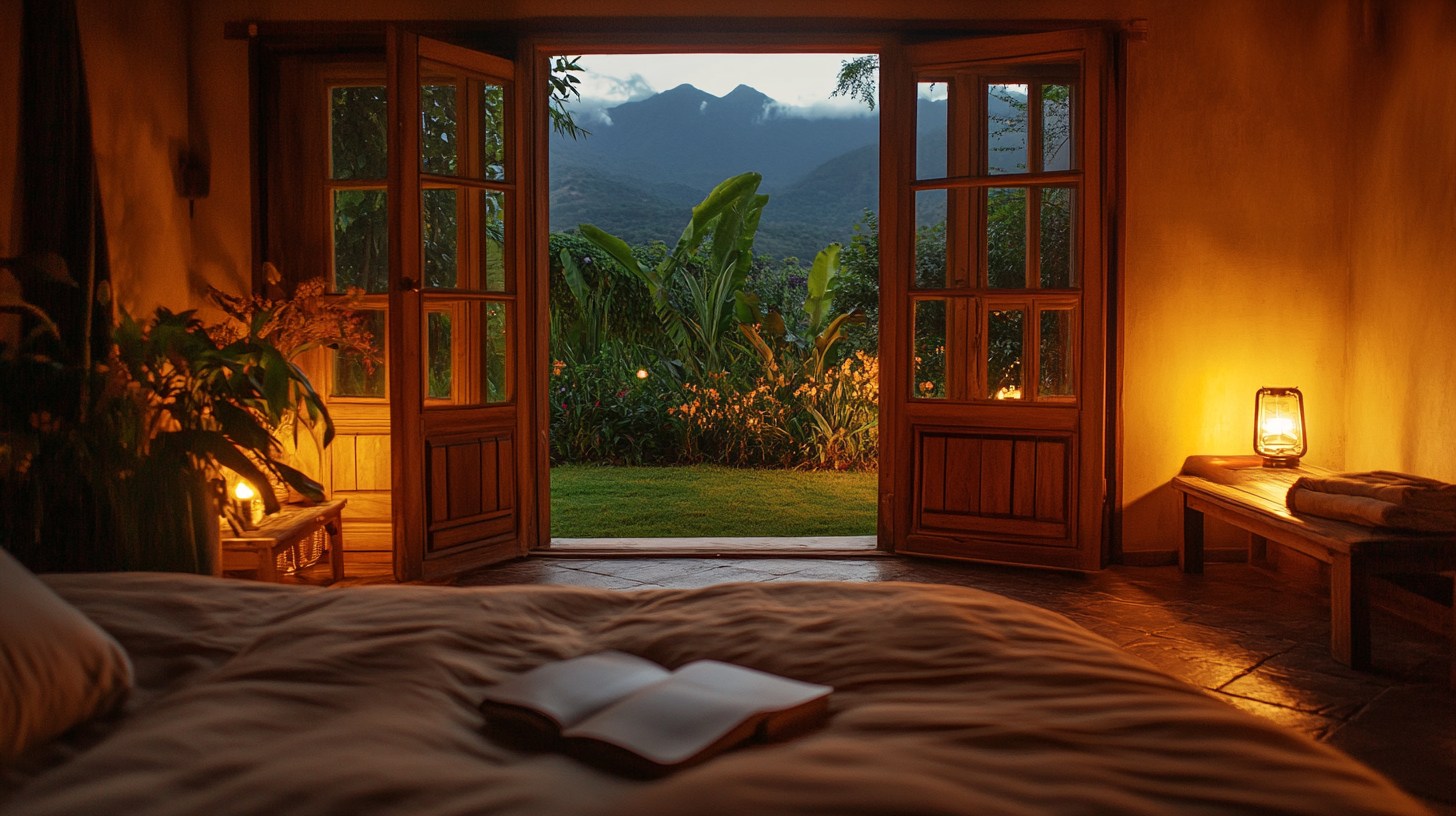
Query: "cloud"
764 100 878 120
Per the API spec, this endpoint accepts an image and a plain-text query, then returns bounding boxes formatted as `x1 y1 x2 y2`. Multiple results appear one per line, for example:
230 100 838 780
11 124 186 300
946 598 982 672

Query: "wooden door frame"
233 19 1129 562
523 32 897 550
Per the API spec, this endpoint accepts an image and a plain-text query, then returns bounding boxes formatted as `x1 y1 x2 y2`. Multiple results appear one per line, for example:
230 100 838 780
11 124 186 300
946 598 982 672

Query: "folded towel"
1287 488 1456 533
1289 471 1456 511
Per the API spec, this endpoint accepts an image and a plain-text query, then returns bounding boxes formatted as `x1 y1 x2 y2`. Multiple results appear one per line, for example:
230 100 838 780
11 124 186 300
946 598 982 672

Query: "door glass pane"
333 310 386 398
422 188 458 288
916 80 947 180
986 187 1027 288
987 308 1024 400
333 189 389 293
479 189 507 291
330 86 386 180
913 299 946 399
1039 188 1074 288
1038 309 1074 399
480 82 506 181
914 189 947 289
1042 84 1073 172
427 311 452 399
987 83 1028 174
483 302 508 403
420 83 458 176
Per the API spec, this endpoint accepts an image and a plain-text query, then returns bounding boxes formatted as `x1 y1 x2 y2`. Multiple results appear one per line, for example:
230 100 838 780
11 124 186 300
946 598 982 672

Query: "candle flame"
233 481 256 501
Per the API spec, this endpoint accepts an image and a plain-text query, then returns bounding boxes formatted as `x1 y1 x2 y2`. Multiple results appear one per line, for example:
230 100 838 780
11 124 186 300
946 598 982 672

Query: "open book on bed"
479 651 832 776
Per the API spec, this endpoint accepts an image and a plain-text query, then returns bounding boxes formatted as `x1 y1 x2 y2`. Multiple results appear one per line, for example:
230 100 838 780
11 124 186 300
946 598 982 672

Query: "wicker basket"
275 526 328 574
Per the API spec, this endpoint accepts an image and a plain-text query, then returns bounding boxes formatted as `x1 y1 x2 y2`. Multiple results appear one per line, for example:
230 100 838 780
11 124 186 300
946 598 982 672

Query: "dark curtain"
19 0 111 368
3 0 114 571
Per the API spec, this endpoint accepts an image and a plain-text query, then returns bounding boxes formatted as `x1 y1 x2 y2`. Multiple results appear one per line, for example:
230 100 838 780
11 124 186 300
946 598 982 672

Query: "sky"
562 53 879 119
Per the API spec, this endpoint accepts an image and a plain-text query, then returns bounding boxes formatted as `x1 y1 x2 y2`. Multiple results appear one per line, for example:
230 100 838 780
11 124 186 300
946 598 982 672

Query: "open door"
387 28 542 581
881 30 1109 570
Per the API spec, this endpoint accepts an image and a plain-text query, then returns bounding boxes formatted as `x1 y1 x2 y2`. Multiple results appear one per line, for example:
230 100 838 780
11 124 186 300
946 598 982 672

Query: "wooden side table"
221 499 347 583
1172 456 1454 687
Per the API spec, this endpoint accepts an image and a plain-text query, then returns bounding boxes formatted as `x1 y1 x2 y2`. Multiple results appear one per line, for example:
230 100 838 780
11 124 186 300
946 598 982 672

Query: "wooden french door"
881 30 1109 570
386 28 542 581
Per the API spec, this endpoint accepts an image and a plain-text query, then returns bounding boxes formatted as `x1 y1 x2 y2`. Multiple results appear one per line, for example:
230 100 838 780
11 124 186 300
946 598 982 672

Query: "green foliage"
737 243 865 378
575 172 768 377
548 56 591 140
2 305 335 573
548 350 681 466
835 211 879 354
831 55 879 111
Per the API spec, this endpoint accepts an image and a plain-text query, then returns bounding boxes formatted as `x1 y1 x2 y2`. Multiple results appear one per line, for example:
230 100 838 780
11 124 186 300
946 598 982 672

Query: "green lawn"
549 464 877 538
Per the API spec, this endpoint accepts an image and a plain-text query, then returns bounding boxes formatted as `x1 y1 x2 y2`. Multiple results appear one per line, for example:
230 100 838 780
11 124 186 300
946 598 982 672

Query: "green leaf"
733 290 762 325
804 243 843 336
212 400 273 453
559 248 590 307
274 461 326 502
174 429 282 514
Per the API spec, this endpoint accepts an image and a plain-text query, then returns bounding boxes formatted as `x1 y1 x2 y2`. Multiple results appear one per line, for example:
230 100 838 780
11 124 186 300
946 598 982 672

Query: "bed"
1 574 1432 815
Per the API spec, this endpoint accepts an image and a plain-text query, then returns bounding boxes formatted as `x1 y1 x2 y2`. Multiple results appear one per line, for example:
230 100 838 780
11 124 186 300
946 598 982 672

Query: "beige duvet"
2 575 1429 816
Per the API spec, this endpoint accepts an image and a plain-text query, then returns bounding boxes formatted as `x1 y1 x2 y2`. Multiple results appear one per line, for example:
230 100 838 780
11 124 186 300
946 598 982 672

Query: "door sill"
537 535 887 559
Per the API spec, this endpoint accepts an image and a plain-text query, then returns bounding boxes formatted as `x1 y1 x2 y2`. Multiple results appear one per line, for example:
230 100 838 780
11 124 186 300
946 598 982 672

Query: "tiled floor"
446 555 1455 813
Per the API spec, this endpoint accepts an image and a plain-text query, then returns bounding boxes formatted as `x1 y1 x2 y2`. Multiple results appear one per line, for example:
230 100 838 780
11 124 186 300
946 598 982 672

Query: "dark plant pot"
110 463 220 574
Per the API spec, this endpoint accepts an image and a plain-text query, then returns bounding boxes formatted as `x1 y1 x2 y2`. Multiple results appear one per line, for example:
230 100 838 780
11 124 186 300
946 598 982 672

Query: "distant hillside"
554 84 880 193
550 84 1025 263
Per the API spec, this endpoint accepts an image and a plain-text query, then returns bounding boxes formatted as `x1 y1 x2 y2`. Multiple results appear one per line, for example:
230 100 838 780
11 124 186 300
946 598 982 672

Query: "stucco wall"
1117 1 1357 550
8 0 1439 553
1345 0 1456 482
75 0 194 316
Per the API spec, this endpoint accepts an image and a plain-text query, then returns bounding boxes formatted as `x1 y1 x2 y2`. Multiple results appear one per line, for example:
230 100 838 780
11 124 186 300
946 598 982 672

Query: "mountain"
554 84 880 193
549 84 1022 262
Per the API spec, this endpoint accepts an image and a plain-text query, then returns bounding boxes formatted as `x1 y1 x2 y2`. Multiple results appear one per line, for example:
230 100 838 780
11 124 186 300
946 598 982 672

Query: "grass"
549 464 877 538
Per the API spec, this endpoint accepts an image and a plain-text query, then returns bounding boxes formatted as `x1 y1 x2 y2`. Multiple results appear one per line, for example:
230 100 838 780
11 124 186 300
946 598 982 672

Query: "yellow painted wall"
1345 1 1456 482
9 0 1448 553
75 0 195 316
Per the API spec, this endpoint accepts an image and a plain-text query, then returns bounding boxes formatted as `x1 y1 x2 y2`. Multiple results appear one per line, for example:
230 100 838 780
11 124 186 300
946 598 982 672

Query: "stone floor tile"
1326 684 1456 809
1220 663 1390 719
1211 691 1340 740
1120 634 1273 690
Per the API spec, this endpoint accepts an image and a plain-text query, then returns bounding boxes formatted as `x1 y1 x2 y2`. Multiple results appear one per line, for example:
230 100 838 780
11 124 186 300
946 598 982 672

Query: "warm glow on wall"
1254 387 1306 467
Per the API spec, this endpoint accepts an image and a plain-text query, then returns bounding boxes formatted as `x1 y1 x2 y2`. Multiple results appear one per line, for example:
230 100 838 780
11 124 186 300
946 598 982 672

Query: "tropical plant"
569 172 768 378
736 243 866 377
1 293 335 573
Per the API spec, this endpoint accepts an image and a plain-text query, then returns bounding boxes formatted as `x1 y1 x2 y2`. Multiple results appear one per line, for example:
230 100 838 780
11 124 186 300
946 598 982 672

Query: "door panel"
388 27 539 581
426 432 515 553
916 430 1073 542
886 30 1107 570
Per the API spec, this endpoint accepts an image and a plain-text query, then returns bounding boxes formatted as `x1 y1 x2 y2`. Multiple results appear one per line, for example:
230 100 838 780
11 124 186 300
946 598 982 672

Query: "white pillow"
1 548 133 763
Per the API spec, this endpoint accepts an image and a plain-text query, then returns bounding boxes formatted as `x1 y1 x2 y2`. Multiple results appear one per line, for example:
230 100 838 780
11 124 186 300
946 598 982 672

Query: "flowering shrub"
669 352 878 471
549 351 879 471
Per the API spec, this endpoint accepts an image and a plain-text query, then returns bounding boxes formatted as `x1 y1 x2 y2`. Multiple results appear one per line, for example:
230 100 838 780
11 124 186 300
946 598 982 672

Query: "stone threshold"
538 535 885 558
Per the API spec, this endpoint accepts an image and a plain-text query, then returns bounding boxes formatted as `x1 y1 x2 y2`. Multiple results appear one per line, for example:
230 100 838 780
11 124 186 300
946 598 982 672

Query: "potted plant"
1 273 336 574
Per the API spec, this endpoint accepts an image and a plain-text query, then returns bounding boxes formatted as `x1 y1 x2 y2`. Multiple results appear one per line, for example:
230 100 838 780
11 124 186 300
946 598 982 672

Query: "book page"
563 661 831 765
480 651 670 728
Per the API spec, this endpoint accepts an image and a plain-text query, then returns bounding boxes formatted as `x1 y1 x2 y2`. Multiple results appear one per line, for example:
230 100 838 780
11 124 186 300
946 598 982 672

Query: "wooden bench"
221 499 347 583
1172 456 1454 687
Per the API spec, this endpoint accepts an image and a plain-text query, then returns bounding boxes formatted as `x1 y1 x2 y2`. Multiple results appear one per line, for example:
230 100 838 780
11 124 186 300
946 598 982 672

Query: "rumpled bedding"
1 575 1430 816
